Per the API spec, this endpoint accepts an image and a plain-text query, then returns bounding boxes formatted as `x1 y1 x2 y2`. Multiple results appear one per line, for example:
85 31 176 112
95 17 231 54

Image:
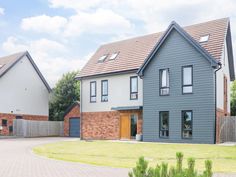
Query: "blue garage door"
69 118 80 137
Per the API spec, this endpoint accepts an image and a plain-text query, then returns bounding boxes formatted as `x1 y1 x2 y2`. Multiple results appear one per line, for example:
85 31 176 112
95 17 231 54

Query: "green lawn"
33 140 236 173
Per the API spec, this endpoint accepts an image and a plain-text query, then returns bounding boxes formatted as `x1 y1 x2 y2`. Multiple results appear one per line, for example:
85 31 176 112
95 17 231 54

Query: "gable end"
137 21 220 77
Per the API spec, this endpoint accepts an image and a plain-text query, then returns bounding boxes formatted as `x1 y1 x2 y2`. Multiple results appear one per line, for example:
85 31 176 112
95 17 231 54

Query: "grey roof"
0 51 51 92
138 21 220 76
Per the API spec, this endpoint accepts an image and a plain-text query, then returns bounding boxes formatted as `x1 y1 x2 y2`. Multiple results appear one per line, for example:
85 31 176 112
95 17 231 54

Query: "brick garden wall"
64 104 80 136
0 113 48 136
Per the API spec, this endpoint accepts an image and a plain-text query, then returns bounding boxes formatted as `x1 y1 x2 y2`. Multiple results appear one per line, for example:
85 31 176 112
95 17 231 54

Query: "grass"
33 140 236 173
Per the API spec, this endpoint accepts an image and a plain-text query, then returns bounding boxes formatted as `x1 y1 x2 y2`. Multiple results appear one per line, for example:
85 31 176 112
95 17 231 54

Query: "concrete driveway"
0 137 235 177
0 137 129 177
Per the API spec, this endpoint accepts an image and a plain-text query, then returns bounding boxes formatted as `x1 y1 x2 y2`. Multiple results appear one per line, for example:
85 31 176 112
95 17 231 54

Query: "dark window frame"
159 111 169 138
182 110 193 139
9 126 13 133
101 80 108 102
130 76 138 100
182 65 193 94
159 68 170 96
90 81 97 103
2 119 7 126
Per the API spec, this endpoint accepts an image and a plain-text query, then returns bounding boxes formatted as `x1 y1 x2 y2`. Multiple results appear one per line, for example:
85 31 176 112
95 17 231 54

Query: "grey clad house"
77 18 234 144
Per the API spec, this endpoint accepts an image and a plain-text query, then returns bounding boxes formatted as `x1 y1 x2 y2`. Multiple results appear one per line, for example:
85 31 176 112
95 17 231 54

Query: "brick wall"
0 113 48 136
64 104 80 136
81 109 143 140
82 111 120 140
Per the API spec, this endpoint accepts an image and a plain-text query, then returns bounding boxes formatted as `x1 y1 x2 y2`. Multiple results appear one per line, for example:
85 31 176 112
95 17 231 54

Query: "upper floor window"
130 76 138 100
160 69 169 95
182 110 193 139
101 80 108 102
90 81 96 103
159 111 169 138
182 66 193 94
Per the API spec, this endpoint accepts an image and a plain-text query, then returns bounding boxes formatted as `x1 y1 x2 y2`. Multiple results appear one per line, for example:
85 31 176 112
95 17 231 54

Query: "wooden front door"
120 114 131 139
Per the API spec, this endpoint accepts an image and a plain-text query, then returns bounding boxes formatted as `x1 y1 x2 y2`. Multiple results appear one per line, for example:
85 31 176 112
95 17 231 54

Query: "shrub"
129 152 213 177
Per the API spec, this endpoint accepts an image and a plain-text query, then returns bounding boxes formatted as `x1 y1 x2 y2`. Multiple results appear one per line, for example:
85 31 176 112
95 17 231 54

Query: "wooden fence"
13 119 64 137
219 116 236 143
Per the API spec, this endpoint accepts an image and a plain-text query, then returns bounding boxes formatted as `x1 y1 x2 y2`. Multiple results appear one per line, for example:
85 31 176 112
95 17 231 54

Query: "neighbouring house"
77 18 235 144
64 101 80 137
0 51 51 135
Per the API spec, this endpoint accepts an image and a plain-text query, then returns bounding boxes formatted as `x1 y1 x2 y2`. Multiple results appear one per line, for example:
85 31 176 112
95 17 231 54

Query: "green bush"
129 152 213 177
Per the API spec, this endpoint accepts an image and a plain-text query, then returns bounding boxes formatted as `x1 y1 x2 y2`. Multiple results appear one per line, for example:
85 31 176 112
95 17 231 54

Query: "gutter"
214 63 222 144
80 80 83 140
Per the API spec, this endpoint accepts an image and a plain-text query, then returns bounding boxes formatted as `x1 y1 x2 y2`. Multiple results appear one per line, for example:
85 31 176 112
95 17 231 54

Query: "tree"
49 71 80 121
231 80 236 116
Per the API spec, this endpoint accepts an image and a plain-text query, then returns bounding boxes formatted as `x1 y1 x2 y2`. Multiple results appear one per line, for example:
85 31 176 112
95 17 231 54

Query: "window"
160 69 169 95
90 81 96 102
130 114 137 138
199 35 209 43
101 80 108 102
182 110 193 139
182 66 193 94
130 76 138 100
109 52 119 60
159 112 169 138
16 116 23 119
98 54 108 62
2 119 7 126
9 126 13 133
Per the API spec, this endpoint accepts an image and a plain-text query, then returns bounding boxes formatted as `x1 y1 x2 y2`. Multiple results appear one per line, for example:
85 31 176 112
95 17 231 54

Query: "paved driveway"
0 137 129 177
0 137 235 177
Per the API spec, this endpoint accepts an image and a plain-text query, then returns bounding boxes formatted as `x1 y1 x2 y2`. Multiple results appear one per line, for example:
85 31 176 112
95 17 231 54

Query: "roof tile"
79 18 229 78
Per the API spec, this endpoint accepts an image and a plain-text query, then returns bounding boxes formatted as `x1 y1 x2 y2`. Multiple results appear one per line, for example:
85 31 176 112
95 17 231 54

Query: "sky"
0 0 236 87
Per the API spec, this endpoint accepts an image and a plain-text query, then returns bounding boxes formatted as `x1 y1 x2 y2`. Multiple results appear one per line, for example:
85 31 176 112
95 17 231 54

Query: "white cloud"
20 9 133 37
0 7 4 15
21 15 67 34
64 9 133 37
2 36 85 86
49 0 108 11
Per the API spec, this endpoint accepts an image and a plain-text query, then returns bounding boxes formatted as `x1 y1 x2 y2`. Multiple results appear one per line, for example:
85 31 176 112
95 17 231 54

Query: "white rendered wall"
216 40 231 113
0 56 49 116
81 73 143 112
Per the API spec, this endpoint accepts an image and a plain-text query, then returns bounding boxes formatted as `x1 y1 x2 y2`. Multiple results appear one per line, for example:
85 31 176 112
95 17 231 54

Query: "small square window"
2 119 7 126
199 35 209 43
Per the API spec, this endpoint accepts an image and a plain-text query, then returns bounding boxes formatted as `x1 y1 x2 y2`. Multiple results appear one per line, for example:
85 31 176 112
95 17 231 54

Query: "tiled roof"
78 18 229 78
0 52 26 76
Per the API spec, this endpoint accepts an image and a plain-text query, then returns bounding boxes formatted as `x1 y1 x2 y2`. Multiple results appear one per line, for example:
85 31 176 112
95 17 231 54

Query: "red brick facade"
64 103 80 136
0 113 48 136
81 110 143 140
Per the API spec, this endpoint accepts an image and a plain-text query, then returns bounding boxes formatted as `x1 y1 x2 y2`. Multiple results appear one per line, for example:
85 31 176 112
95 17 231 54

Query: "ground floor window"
182 110 193 138
159 111 169 138
2 119 7 126
130 114 137 138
